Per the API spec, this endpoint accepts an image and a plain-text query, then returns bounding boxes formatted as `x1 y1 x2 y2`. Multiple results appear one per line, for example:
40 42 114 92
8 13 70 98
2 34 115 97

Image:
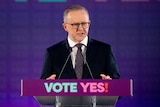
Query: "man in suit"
40 5 120 80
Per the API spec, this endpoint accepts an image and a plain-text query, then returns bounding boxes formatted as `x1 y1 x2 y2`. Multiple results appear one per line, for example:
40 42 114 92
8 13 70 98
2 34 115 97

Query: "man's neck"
68 36 88 47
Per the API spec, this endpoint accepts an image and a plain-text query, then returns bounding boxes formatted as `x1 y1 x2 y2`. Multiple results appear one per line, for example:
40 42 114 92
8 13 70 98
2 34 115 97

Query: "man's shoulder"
47 40 66 51
90 38 111 48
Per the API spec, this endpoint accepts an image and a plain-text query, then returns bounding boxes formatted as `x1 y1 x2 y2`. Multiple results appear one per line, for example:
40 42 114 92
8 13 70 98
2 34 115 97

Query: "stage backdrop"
0 0 160 107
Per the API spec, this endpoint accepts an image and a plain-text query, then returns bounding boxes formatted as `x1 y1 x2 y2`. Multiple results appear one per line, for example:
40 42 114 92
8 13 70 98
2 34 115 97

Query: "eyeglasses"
66 22 90 29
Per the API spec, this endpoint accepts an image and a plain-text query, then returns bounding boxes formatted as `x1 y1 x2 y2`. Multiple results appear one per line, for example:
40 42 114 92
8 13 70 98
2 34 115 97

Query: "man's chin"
78 37 86 41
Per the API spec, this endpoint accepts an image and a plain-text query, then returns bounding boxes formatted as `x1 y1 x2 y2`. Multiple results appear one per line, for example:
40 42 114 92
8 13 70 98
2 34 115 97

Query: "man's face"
63 10 90 43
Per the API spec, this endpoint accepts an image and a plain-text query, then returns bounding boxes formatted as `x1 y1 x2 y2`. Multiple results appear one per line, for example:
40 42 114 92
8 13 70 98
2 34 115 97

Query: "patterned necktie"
75 43 83 79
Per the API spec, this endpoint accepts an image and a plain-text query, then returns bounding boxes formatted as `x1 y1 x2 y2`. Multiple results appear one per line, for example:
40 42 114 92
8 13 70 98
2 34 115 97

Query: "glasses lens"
81 22 89 28
72 23 80 29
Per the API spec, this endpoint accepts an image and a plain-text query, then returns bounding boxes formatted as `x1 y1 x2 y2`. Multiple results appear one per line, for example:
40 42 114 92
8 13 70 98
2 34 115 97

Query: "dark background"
0 0 160 107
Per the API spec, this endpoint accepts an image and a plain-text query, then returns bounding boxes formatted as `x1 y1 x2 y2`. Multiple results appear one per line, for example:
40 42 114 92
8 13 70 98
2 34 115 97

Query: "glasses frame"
65 22 91 29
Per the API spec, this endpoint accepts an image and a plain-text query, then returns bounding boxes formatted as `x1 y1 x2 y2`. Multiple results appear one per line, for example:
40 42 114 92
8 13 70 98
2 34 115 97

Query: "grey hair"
63 5 89 22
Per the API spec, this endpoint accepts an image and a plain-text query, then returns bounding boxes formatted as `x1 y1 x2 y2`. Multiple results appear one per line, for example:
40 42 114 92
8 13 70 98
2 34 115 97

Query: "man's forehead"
66 10 89 22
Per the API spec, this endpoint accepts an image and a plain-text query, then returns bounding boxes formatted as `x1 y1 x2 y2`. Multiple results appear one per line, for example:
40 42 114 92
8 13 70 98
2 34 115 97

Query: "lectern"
21 79 132 107
35 96 118 107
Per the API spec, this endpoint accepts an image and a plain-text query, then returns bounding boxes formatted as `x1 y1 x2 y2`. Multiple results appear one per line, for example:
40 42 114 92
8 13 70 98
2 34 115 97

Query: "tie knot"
75 43 83 49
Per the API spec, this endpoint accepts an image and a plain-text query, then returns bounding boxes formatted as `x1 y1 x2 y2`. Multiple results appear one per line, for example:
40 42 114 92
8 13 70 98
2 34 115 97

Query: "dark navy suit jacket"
40 38 120 79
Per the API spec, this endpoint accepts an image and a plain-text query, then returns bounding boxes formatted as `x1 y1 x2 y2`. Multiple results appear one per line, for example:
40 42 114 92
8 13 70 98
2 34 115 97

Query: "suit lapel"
83 38 98 79
86 39 97 65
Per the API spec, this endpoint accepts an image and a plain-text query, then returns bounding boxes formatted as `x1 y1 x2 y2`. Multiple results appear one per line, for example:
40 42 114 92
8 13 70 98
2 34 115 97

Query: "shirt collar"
68 36 88 48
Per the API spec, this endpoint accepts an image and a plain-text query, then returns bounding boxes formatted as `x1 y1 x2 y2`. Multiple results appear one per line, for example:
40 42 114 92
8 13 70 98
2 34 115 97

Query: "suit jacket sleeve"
105 46 120 79
40 49 55 79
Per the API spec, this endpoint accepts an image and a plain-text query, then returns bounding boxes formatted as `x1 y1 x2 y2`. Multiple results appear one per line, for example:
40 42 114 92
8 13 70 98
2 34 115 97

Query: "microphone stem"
58 52 72 79
85 60 94 79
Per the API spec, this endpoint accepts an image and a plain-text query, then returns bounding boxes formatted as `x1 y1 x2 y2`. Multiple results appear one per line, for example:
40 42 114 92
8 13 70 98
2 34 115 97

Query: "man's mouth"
77 32 85 35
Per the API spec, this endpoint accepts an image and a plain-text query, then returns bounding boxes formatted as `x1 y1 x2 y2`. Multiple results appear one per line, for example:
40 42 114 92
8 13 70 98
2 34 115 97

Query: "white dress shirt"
68 36 88 68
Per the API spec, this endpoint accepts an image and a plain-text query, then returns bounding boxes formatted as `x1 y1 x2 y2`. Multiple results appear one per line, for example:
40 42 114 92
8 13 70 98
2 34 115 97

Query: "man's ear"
62 23 68 32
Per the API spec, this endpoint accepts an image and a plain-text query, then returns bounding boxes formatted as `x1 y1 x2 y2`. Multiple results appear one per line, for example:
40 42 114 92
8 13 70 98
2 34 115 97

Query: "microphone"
58 48 72 79
82 45 96 106
82 45 94 79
